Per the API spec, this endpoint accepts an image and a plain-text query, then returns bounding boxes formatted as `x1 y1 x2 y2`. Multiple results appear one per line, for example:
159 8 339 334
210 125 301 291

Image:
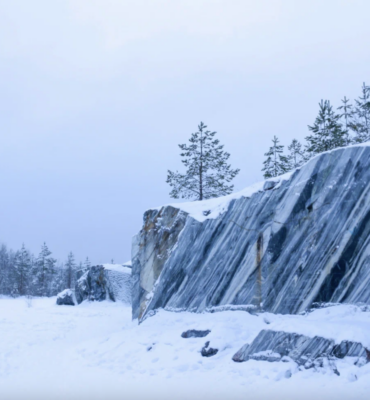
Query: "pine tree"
167 122 239 200
262 136 290 178
351 82 370 143
0 244 10 295
337 96 354 145
65 252 76 289
306 100 346 155
84 257 91 270
34 243 57 296
13 244 31 296
287 139 306 169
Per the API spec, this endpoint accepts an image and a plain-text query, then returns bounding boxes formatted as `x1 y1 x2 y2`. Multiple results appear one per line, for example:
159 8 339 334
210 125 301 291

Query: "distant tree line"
262 82 370 178
0 242 92 297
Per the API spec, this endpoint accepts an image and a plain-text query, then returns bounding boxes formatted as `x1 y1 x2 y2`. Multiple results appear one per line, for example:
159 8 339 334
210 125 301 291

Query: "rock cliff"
56 264 132 305
132 145 370 320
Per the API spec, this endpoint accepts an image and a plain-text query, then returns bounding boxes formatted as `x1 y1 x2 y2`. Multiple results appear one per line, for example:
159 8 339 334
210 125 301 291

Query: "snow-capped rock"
56 289 76 306
132 145 370 320
74 264 132 304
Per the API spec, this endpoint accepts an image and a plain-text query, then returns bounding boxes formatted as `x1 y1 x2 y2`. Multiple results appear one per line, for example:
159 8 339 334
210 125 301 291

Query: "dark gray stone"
181 329 211 338
132 146 370 321
56 289 76 306
201 341 218 357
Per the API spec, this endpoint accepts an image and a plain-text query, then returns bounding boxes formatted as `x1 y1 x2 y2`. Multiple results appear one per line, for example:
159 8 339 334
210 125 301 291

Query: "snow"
0 297 369 400
56 288 73 299
154 172 293 222
151 141 370 223
102 263 132 275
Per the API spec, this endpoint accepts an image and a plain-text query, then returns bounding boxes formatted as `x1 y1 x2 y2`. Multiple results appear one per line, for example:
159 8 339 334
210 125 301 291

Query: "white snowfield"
0 297 369 400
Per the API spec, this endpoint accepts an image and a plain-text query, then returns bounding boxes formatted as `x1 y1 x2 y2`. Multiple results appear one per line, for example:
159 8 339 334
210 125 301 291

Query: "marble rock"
132 146 370 320
232 329 368 368
75 265 132 304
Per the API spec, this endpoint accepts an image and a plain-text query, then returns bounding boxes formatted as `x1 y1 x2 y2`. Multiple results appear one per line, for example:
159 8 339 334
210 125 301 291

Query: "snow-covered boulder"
75 264 132 304
132 145 370 320
56 289 76 306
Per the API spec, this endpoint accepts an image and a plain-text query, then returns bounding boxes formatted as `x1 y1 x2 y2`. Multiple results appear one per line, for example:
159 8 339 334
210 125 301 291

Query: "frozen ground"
0 297 369 400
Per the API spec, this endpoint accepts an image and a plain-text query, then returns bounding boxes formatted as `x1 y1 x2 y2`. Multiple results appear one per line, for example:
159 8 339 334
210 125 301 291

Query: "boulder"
181 329 211 338
201 341 218 357
56 289 76 306
75 264 132 304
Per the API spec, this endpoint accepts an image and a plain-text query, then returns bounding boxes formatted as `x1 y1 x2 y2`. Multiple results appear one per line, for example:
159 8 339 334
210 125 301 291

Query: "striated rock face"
132 146 370 320
75 265 132 304
232 330 368 368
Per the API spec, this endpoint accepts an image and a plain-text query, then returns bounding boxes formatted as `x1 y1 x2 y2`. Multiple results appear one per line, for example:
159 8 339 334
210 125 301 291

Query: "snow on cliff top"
156 172 292 222
153 142 370 223
103 264 132 275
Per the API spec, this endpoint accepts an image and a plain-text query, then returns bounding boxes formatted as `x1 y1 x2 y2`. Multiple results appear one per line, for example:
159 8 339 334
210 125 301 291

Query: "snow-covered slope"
1 298 369 400
132 145 370 320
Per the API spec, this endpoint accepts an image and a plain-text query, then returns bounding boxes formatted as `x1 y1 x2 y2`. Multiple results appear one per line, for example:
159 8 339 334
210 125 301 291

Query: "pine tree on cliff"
287 139 306 169
167 122 240 200
306 100 346 156
351 82 370 143
262 136 290 178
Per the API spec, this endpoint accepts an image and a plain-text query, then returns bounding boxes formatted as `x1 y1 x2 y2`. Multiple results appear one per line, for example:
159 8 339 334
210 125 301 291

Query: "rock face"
74 265 132 304
132 146 370 320
56 289 76 306
232 330 368 368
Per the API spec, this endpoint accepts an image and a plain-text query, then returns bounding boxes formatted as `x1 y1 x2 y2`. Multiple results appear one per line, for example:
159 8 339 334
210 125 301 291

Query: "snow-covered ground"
0 297 369 400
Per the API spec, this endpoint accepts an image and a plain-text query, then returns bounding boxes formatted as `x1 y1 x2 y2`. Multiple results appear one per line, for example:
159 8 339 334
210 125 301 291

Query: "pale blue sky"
0 0 369 263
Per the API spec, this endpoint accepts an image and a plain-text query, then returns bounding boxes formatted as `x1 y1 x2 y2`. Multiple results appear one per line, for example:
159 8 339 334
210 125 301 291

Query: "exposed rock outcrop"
132 146 370 320
73 264 132 305
232 330 368 368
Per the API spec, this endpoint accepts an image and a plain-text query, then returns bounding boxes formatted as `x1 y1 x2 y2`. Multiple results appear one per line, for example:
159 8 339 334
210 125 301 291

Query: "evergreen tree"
65 252 76 289
262 136 290 178
351 82 370 143
167 122 240 200
287 139 306 169
306 100 346 155
34 243 57 296
0 244 10 295
337 96 354 145
84 257 91 270
13 244 31 296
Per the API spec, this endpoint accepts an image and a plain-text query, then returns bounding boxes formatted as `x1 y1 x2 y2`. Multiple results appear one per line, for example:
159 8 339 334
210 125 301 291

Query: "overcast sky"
0 0 369 264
